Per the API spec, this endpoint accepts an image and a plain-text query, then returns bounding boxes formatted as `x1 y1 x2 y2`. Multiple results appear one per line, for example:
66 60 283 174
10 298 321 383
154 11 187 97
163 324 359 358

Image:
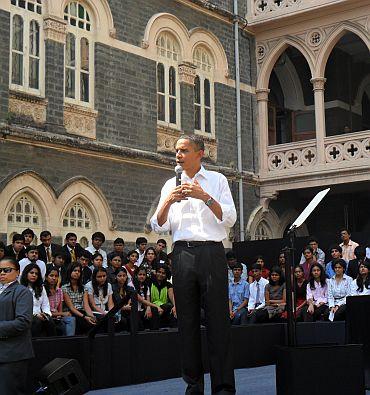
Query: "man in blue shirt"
229 263 249 325
326 245 347 278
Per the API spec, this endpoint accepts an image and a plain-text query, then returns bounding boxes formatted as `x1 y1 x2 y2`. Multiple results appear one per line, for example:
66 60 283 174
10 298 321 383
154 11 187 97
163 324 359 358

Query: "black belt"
174 241 221 248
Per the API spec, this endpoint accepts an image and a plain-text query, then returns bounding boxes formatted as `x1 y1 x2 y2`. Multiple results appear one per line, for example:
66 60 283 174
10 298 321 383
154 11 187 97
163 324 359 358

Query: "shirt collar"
183 165 207 181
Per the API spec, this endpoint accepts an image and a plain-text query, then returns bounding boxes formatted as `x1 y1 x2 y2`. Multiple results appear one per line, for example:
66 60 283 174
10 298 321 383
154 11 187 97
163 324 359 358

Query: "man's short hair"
40 230 52 239
52 249 66 260
25 245 38 254
251 263 262 271
22 228 34 237
157 239 167 246
226 251 236 260
354 246 366 260
65 232 77 240
329 244 342 254
12 233 25 243
340 228 350 235
114 238 124 245
178 134 205 151
79 250 92 260
136 237 147 246
0 257 19 271
232 262 243 270
92 232 105 243
308 237 319 244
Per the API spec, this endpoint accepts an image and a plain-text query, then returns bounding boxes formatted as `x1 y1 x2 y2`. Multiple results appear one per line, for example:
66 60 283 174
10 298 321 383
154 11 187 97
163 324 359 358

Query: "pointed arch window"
63 200 92 230
254 221 271 241
193 47 215 136
156 32 181 128
64 1 93 106
10 0 44 94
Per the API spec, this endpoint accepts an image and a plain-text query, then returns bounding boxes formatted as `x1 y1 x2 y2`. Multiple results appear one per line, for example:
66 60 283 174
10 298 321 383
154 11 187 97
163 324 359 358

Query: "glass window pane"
78 21 84 29
86 24 91 32
169 67 176 96
194 76 200 104
70 18 76 26
169 98 176 124
12 53 23 85
70 2 77 16
66 33 75 67
19 0 25 8
12 15 23 52
65 68 75 98
204 79 210 107
36 5 41 14
157 94 165 121
29 58 39 89
28 2 34 12
78 4 85 19
80 72 89 102
194 106 201 130
205 108 211 133
156 63 164 93
29 20 39 56
80 38 89 71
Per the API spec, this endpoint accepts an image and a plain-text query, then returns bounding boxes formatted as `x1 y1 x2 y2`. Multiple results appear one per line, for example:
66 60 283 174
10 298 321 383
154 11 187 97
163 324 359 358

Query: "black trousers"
172 242 235 394
0 359 30 395
303 304 329 322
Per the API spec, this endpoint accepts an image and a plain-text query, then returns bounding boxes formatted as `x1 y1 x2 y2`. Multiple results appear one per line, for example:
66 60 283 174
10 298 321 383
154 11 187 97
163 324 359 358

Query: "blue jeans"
231 307 248 325
62 316 76 336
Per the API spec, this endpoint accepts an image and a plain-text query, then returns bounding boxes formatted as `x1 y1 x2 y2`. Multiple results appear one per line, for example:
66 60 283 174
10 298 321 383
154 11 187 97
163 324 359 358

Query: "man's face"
27 249 38 262
156 242 166 253
41 235 52 247
331 249 341 259
232 268 242 279
227 258 237 268
24 234 34 245
92 237 103 249
54 256 65 267
138 242 147 253
252 269 262 280
340 231 350 242
175 139 203 172
67 236 77 248
309 241 318 251
114 243 124 253
78 256 90 267
0 261 19 284
13 240 24 252
0 249 5 260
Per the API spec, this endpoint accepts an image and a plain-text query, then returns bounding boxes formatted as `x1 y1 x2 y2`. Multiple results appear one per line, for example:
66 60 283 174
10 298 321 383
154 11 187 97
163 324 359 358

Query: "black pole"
285 228 296 346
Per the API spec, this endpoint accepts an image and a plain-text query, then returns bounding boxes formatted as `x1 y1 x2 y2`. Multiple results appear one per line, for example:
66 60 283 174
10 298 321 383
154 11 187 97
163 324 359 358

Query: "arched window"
156 32 181 127
64 1 93 106
7 194 42 243
10 0 44 94
254 221 271 240
193 46 215 135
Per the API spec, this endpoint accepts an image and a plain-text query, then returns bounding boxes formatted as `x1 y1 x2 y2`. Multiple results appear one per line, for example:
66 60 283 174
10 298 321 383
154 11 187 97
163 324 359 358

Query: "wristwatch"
205 197 215 207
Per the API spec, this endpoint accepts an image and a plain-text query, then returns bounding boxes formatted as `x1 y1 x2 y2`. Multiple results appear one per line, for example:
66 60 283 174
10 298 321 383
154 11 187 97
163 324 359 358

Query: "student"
107 253 123 284
339 228 359 262
140 247 158 280
305 264 329 322
44 266 76 336
47 250 68 286
347 246 367 280
351 260 370 296
125 250 139 284
326 245 345 278
135 237 148 266
22 228 35 247
85 232 108 268
300 246 316 281
262 267 286 322
0 241 5 260
248 255 270 283
226 251 248 283
246 263 269 324
107 238 127 264
228 263 249 325
293 265 308 320
299 237 325 266
77 250 93 285
150 265 176 329
328 259 352 321
61 233 85 266
84 267 114 318
278 251 286 275
4 233 26 262
37 230 62 265
154 239 169 265
89 252 104 272
19 245 46 280
0 257 34 395
62 263 96 334
20 263 56 337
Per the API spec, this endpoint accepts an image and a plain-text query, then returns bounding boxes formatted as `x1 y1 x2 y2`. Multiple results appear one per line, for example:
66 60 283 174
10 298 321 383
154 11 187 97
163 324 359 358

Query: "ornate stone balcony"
247 0 349 25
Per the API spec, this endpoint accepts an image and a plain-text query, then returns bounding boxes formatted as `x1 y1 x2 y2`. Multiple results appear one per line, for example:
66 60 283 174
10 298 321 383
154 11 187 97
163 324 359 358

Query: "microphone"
175 165 183 187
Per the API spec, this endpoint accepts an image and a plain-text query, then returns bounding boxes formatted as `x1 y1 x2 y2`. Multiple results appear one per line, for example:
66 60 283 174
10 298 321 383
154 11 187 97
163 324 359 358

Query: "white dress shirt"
351 279 370 296
86 246 108 268
19 258 46 280
366 247 370 260
299 247 325 266
327 274 352 308
248 277 269 310
151 166 236 242
135 249 145 266
29 286 52 316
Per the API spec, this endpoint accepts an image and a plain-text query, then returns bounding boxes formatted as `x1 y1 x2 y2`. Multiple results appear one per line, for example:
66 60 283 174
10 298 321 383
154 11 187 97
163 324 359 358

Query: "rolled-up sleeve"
217 176 237 228
150 180 172 233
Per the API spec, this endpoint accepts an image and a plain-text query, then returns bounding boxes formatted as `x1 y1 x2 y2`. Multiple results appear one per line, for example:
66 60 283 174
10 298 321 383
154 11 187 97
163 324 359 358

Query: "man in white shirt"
135 237 147 266
339 228 359 262
19 245 46 280
299 238 325 266
246 263 269 324
151 135 236 394
85 232 108 268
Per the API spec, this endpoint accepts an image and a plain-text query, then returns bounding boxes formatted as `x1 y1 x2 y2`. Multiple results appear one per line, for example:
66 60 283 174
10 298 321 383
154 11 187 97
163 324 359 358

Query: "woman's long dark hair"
44 265 59 297
20 263 43 299
309 264 326 289
133 267 149 296
115 267 128 288
268 266 285 286
66 262 84 293
355 260 370 292
92 267 108 298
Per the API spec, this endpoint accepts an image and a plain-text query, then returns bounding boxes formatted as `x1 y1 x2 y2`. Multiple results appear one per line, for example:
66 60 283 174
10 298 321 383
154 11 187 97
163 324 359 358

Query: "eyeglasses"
0 267 16 274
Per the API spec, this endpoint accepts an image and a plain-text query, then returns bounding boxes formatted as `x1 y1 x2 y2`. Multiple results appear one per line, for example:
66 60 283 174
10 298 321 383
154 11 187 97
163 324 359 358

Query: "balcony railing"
247 0 348 24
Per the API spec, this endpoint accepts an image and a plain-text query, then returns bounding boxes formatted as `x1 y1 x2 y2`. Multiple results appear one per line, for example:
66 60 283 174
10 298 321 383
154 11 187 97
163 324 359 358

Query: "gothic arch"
257 37 315 90
246 205 281 240
316 23 370 78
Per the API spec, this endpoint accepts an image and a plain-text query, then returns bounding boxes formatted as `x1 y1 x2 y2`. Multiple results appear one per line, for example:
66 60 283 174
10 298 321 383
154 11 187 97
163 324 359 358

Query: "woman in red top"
248 256 270 283
301 246 315 281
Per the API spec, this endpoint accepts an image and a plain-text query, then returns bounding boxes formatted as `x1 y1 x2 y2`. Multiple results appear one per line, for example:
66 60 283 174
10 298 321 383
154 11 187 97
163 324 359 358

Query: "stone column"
0 10 10 121
44 16 67 133
178 62 196 134
311 77 327 165
256 88 270 174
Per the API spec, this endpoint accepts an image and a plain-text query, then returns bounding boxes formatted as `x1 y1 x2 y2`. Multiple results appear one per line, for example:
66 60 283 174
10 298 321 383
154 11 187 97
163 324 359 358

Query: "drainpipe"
233 0 245 242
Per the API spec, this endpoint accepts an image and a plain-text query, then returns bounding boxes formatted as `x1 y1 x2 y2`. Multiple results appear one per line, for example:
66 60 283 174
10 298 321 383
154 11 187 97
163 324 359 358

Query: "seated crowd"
0 227 369 337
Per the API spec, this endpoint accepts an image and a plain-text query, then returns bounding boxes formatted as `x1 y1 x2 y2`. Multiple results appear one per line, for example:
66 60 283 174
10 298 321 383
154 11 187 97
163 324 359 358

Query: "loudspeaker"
38 358 89 395
276 344 365 395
